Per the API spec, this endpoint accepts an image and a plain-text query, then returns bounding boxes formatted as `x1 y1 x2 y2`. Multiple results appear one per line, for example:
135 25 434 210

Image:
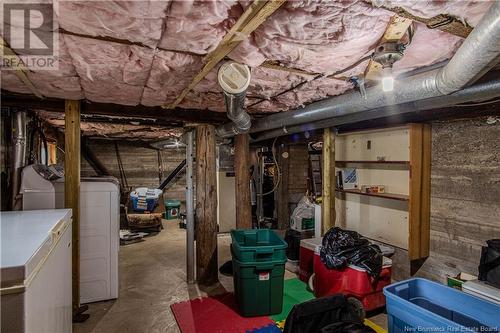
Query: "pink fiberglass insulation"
159 0 240 55
36 110 183 140
0 0 494 115
141 50 204 106
230 0 392 73
56 0 169 48
371 0 493 26
63 35 154 105
393 22 462 73
1 72 33 95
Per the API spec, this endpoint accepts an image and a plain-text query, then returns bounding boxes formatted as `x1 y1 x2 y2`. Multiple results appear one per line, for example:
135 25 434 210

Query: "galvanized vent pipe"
251 77 500 142
215 62 252 137
11 111 27 210
216 1 500 138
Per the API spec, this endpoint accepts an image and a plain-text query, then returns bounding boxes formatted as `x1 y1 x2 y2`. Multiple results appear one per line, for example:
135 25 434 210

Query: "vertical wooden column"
234 134 252 229
65 100 81 313
195 125 218 285
276 144 290 230
408 123 431 260
322 128 336 235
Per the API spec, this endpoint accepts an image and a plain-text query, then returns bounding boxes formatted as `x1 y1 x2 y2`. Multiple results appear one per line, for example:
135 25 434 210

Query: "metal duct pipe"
251 76 500 142
215 62 252 137
217 1 500 138
11 111 27 210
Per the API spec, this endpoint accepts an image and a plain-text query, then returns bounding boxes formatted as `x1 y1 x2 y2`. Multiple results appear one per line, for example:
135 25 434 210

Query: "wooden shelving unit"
333 124 430 260
336 189 409 201
336 160 410 165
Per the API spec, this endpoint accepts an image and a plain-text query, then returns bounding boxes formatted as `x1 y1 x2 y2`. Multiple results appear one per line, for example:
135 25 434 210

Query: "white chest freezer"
20 164 120 303
1 209 72 333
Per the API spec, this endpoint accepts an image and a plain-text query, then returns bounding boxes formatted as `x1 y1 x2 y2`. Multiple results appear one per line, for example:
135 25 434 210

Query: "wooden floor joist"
0 37 43 98
166 0 286 109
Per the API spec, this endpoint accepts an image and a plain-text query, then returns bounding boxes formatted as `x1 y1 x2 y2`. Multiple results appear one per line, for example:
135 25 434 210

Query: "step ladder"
308 150 322 197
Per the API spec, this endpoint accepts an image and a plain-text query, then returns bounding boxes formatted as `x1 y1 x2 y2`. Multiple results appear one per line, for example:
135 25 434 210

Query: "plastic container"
130 187 162 212
230 229 287 262
384 278 500 333
164 199 181 220
312 249 392 312
299 237 322 283
232 255 285 317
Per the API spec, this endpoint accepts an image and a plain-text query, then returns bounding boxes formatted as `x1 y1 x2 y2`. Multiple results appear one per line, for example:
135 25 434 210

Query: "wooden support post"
408 123 431 260
322 128 336 235
64 100 81 314
195 125 218 285
276 143 290 230
234 134 252 229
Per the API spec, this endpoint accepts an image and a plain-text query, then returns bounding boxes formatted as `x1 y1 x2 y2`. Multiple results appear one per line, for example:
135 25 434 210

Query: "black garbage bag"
320 227 383 279
479 239 500 288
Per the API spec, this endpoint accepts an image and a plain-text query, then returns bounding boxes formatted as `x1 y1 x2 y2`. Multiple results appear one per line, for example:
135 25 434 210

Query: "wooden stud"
0 37 43 98
195 125 219 285
322 128 336 235
166 0 286 109
408 123 431 260
64 100 81 313
234 134 252 229
276 143 290 230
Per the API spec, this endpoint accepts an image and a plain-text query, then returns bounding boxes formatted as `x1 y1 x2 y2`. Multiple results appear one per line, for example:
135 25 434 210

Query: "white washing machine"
20 164 120 304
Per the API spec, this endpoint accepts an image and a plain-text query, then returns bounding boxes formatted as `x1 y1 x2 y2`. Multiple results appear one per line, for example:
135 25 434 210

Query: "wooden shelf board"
336 189 409 201
336 160 410 165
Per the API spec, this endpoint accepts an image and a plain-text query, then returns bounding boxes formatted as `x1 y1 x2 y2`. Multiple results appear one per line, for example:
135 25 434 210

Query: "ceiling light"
382 67 394 92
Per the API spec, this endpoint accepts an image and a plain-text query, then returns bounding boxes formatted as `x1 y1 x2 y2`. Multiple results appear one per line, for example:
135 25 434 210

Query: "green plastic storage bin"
232 254 286 317
230 229 287 262
164 199 181 220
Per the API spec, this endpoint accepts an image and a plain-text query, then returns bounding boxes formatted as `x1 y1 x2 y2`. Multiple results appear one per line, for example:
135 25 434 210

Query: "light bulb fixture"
381 67 394 92
372 41 405 93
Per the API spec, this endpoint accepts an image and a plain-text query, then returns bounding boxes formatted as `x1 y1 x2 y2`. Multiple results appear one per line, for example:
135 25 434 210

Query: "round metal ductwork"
218 61 251 94
216 61 252 137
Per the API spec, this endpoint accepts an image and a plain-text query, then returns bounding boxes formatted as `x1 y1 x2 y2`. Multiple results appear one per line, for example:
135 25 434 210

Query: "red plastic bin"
312 249 392 312
298 237 322 283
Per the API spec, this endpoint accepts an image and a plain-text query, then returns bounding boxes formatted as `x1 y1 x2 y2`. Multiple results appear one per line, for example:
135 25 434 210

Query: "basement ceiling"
0 0 494 119
36 110 184 140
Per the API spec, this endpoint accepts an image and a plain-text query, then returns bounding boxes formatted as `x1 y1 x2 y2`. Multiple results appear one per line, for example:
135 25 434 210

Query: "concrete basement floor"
74 220 387 333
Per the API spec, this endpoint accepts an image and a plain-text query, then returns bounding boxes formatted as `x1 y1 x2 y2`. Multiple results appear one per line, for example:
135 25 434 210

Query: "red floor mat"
170 293 274 333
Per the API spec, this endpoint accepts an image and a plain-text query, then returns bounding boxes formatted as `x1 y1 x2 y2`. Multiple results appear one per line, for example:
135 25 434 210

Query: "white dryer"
20 164 120 304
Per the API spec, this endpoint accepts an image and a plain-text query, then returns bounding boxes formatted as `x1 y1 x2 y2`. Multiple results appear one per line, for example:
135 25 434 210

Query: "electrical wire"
258 137 281 197
248 54 373 108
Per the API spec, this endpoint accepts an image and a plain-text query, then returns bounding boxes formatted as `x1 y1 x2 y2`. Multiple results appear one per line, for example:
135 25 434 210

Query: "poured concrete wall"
415 116 500 282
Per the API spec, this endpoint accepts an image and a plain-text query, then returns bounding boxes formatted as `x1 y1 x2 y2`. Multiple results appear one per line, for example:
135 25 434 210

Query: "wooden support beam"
195 124 218 285
321 128 336 235
276 143 290 230
64 100 81 314
166 0 286 109
0 37 43 98
408 123 431 260
1 93 228 124
234 134 252 229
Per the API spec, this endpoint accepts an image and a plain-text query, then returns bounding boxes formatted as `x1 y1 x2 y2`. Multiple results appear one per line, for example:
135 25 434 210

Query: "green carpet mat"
271 278 315 322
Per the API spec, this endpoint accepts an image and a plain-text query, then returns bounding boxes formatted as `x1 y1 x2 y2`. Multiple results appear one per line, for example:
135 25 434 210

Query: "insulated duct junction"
216 61 252 137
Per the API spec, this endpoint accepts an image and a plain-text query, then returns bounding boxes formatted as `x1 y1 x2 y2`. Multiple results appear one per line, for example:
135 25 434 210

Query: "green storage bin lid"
165 199 181 207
